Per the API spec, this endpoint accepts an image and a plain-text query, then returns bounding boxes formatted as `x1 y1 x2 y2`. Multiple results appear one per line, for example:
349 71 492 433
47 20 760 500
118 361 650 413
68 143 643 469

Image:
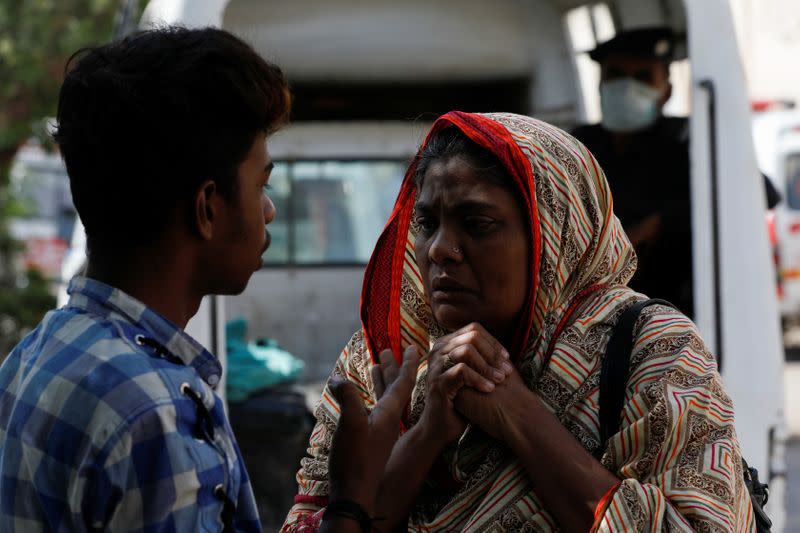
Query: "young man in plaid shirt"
0 24 426 533
0 27 290 532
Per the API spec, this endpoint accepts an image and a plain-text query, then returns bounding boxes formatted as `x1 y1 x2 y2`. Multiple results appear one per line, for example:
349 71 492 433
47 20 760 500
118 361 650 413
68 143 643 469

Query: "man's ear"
194 179 218 241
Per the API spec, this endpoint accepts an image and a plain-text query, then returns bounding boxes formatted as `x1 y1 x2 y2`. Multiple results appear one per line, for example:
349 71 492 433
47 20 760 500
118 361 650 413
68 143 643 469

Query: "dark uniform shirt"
572 117 694 316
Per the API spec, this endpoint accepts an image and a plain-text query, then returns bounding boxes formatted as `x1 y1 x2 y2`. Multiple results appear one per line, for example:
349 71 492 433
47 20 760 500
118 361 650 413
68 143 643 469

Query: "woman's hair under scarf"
360 111 638 374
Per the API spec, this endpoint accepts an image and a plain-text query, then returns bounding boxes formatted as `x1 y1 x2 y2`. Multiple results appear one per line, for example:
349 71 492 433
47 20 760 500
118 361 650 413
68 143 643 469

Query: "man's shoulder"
1 307 183 438
658 116 689 143
571 123 606 140
571 118 688 141
570 123 611 154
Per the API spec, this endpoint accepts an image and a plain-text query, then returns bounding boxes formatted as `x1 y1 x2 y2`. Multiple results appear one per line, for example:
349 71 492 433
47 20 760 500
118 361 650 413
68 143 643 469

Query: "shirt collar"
66 276 223 387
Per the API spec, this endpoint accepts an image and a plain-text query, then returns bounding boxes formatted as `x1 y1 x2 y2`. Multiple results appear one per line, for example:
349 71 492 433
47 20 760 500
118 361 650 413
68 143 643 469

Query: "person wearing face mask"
571 26 694 317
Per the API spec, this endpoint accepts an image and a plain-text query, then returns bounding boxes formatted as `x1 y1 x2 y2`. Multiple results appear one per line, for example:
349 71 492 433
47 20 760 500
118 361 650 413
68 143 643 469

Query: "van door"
685 0 786 522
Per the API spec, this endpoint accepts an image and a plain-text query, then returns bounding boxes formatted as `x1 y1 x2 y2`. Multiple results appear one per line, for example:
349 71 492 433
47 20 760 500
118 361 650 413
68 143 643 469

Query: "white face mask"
600 78 662 133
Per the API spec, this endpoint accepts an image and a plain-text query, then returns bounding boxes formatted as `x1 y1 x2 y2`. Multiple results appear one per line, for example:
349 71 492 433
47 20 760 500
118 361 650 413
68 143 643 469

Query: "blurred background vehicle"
7 139 75 282
754 106 800 327
2 0 797 530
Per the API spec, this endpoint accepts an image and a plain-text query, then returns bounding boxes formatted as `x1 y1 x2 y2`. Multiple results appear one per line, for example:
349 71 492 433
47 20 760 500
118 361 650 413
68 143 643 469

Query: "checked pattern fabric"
0 276 261 532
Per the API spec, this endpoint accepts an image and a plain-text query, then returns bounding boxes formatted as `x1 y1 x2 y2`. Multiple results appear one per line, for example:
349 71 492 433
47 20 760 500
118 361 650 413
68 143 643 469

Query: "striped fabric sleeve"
280 394 337 532
281 331 375 532
594 312 756 532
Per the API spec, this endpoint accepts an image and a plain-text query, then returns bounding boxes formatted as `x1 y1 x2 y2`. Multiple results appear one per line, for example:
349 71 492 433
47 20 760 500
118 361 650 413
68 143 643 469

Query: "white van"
753 109 800 325
86 0 787 527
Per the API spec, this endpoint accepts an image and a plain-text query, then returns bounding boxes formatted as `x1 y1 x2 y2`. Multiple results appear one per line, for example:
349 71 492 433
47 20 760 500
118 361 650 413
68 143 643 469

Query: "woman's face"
414 155 530 341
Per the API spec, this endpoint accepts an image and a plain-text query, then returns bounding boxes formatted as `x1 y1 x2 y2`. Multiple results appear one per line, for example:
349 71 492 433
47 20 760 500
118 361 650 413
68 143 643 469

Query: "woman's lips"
430 277 472 301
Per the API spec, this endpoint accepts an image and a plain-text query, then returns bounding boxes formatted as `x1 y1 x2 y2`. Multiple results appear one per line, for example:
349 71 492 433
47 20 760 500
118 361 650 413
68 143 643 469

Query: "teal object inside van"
226 318 304 403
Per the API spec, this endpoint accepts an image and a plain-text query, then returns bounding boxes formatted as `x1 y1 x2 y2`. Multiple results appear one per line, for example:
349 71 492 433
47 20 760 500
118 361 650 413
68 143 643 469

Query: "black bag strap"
597 298 773 532
743 457 773 532
598 298 674 449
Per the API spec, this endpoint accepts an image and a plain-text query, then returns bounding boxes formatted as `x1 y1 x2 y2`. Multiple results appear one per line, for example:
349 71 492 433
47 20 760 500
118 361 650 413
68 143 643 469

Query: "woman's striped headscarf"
361 111 637 376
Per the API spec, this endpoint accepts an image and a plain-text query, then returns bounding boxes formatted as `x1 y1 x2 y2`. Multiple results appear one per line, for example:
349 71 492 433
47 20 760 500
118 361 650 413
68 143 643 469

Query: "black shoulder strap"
598 299 773 532
598 298 674 449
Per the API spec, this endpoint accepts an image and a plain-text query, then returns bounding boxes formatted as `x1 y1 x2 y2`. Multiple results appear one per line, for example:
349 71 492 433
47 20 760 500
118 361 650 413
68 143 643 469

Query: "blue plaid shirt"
0 277 261 532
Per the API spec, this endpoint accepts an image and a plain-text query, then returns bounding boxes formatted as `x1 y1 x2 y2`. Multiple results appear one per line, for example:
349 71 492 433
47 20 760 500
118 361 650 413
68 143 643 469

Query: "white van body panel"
267 122 430 161
202 0 581 127
141 0 228 27
224 0 535 81
687 1 785 527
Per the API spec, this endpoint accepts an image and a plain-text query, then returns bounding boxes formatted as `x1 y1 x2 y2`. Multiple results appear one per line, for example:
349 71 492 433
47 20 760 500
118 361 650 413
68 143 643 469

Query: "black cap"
588 26 676 63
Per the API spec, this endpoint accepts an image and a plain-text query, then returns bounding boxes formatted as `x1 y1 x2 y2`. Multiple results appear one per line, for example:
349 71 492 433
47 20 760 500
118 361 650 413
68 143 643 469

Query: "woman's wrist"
322 498 375 533
329 486 376 516
415 413 457 450
500 387 544 450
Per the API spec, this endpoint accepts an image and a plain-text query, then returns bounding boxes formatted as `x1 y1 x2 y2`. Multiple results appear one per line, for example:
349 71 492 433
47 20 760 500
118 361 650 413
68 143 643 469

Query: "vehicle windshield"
262 160 406 265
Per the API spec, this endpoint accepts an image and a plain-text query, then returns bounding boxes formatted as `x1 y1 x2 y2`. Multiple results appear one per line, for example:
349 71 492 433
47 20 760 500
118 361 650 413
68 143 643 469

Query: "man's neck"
610 131 635 154
86 251 202 329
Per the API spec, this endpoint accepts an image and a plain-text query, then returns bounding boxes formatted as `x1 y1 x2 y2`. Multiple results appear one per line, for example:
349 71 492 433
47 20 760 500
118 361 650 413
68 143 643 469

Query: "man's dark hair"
54 26 291 256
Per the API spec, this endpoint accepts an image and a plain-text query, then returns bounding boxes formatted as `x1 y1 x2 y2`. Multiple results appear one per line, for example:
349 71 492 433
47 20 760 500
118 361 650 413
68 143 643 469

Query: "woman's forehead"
416 158 517 210
422 155 506 185
421 158 488 186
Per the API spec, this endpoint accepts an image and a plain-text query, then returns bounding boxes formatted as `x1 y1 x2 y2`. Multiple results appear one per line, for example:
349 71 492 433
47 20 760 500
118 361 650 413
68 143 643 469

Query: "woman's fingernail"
484 381 495 391
502 361 513 375
502 348 510 359
492 370 504 382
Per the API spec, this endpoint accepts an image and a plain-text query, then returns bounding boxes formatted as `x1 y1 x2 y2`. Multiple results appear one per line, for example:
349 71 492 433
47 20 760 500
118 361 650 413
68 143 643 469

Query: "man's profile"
0 27 290 531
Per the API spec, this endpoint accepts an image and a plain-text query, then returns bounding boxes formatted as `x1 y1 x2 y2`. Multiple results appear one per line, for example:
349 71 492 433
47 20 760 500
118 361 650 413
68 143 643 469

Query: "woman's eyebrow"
414 200 496 212
452 200 496 212
414 201 432 212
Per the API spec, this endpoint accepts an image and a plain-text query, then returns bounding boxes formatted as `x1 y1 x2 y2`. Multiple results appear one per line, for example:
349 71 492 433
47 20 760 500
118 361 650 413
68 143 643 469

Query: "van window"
262 160 406 265
786 153 800 210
